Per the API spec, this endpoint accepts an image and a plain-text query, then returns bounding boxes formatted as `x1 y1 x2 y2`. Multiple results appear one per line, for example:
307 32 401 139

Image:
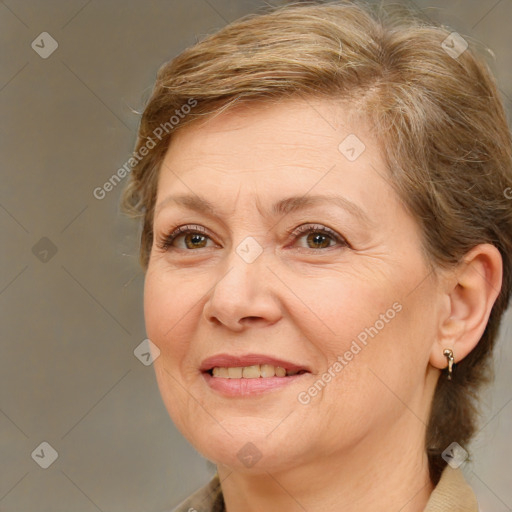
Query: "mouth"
200 353 310 377
200 354 310 396
206 365 309 378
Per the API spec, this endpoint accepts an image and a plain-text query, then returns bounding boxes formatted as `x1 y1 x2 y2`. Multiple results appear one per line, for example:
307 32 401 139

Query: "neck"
217 414 434 512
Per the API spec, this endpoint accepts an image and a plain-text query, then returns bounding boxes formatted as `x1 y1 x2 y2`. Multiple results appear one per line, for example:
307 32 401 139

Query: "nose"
202 245 282 331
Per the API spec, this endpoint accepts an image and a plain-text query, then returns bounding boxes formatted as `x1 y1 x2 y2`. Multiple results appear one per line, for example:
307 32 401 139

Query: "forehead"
157 97 381 190
152 97 410 234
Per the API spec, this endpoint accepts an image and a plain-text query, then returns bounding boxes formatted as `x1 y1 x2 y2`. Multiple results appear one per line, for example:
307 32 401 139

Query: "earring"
443 349 454 380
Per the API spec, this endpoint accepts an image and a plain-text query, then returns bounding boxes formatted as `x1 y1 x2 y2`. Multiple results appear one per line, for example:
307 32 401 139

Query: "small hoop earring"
443 349 454 380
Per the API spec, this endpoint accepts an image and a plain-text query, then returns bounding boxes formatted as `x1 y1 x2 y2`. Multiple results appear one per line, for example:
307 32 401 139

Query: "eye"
288 224 348 250
156 225 216 251
156 223 349 252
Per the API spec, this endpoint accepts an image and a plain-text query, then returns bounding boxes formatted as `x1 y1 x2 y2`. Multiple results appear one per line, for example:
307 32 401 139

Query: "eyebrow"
155 193 374 228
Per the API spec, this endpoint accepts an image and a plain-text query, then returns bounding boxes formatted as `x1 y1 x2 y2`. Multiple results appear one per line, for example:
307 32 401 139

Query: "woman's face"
144 98 442 472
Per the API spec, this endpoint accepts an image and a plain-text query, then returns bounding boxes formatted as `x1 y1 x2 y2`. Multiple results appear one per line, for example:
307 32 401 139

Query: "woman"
122 1 512 510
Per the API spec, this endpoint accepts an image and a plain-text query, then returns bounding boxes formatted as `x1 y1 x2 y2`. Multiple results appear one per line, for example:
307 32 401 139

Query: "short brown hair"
122 0 512 484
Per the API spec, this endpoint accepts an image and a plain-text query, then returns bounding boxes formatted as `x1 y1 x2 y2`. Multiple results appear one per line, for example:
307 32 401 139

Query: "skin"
144 98 503 511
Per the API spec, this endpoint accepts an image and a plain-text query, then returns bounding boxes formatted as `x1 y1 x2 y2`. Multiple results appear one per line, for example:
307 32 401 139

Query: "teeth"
212 367 229 378
242 365 260 379
211 364 300 378
275 366 286 377
260 364 275 378
227 367 243 378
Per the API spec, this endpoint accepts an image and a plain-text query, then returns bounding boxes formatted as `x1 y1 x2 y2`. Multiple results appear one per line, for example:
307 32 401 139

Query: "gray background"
1 0 511 511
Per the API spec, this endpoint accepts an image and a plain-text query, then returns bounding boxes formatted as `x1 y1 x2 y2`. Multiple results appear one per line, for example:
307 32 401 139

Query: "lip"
199 353 311 397
199 353 310 373
202 372 307 396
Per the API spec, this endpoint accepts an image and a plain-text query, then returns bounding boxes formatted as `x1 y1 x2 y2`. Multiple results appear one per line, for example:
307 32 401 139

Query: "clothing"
424 466 479 511
169 465 478 511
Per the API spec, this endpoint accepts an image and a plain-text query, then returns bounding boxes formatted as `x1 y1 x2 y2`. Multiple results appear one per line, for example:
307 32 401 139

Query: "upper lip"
200 353 310 373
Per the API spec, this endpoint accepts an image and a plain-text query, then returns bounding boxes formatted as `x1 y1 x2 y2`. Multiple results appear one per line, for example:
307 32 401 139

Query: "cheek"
143 268 195 359
144 263 198 326
327 290 436 420
298 306 429 442
295 266 432 398
289 268 400 353
144 274 169 345
144 269 201 433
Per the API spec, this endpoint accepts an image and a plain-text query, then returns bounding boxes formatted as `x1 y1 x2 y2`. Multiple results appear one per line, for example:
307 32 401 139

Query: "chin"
201 441 299 474
184 419 311 474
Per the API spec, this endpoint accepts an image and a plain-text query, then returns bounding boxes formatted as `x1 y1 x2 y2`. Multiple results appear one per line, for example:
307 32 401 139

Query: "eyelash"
156 223 349 252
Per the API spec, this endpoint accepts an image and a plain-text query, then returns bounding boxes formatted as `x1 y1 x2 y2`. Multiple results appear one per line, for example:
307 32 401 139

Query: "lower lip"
202 372 307 396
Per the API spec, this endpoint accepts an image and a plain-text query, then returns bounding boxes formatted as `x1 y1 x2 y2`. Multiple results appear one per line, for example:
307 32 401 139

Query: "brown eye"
304 231 333 249
157 225 215 251
290 224 348 250
182 233 208 249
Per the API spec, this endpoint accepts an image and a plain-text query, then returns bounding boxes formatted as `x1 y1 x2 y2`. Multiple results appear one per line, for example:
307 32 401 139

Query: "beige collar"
424 466 478 511
171 465 478 511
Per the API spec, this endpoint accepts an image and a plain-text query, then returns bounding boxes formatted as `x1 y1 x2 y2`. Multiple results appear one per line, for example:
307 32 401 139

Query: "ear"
429 243 503 371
